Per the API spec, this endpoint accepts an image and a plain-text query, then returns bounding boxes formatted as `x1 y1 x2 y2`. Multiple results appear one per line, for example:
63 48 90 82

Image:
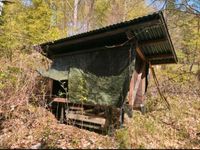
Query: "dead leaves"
0 105 117 149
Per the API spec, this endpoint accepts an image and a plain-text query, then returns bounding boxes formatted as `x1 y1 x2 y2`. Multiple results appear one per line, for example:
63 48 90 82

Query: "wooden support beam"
129 42 148 108
135 42 147 62
132 72 142 106
129 71 142 106
129 61 146 107
134 64 146 107
53 97 68 103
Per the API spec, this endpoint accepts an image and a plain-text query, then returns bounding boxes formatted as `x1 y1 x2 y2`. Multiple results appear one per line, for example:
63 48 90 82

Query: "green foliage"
0 0 64 59
180 14 200 65
115 128 131 149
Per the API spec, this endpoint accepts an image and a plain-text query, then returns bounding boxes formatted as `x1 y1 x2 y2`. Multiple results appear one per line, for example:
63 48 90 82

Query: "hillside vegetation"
0 0 200 149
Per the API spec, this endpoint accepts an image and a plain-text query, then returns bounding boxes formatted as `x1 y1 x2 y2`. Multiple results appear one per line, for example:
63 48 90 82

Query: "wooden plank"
68 110 106 118
129 43 147 108
67 113 106 125
48 79 53 98
72 121 102 130
135 42 146 62
131 72 142 106
69 106 84 111
129 62 146 107
53 97 68 103
129 71 136 105
134 64 146 107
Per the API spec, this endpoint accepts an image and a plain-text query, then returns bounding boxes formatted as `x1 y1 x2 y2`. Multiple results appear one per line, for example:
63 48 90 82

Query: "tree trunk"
63 0 67 34
73 0 79 31
86 0 94 32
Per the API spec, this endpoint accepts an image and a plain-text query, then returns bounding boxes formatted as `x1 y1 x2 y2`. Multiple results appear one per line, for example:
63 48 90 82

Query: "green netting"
68 67 129 106
37 68 68 81
41 46 136 107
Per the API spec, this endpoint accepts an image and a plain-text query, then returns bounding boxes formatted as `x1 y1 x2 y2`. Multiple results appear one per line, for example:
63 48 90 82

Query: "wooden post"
134 62 146 107
48 79 53 98
129 61 146 108
129 41 148 109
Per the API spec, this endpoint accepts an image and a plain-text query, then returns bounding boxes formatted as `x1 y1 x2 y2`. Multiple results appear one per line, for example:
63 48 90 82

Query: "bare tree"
73 0 79 30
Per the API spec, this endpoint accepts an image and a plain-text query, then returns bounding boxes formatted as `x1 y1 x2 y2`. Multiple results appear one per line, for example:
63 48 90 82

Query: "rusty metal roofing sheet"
38 11 178 65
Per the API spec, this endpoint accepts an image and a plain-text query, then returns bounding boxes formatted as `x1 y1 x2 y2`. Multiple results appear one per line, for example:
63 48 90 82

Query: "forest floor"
0 105 118 149
0 58 200 149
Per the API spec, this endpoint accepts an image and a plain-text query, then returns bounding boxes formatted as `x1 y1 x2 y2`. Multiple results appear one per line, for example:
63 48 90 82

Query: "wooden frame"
128 42 147 108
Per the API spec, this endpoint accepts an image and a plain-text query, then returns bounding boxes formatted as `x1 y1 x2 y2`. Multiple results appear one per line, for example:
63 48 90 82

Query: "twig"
150 66 171 110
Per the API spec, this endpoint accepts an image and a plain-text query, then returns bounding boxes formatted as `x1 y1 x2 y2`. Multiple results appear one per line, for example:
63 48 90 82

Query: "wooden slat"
72 121 102 130
69 106 84 111
67 113 106 125
53 97 68 103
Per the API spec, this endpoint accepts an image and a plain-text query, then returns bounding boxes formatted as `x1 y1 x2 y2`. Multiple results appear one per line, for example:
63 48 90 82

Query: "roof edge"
158 12 178 63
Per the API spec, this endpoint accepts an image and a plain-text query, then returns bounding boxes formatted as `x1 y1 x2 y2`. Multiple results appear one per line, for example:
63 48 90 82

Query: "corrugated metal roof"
38 11 178 65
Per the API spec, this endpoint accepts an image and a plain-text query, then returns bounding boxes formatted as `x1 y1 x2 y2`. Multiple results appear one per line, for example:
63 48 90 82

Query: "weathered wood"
135 42 146 61
67 113 106 126
130 71 142 106
48 79 53 98
128 42 147 108
60 105 64 123
129 63 146 107
72 121 102 130
69 106 84 111
53 97 68 103
134 63 146 107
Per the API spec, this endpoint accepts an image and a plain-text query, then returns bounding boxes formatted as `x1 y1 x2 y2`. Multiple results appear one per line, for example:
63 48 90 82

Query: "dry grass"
0 50 118 149
0 105 56 148
0 49 50 116
0 104 117 149
115 66 200 149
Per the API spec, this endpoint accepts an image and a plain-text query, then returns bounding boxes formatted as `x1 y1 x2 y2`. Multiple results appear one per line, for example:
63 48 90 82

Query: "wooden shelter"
36 11 177 131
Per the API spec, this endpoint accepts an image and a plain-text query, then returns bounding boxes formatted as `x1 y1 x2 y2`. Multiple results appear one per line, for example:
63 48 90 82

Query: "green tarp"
68 67 129 106
39 46 136 107
37 68 68 81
